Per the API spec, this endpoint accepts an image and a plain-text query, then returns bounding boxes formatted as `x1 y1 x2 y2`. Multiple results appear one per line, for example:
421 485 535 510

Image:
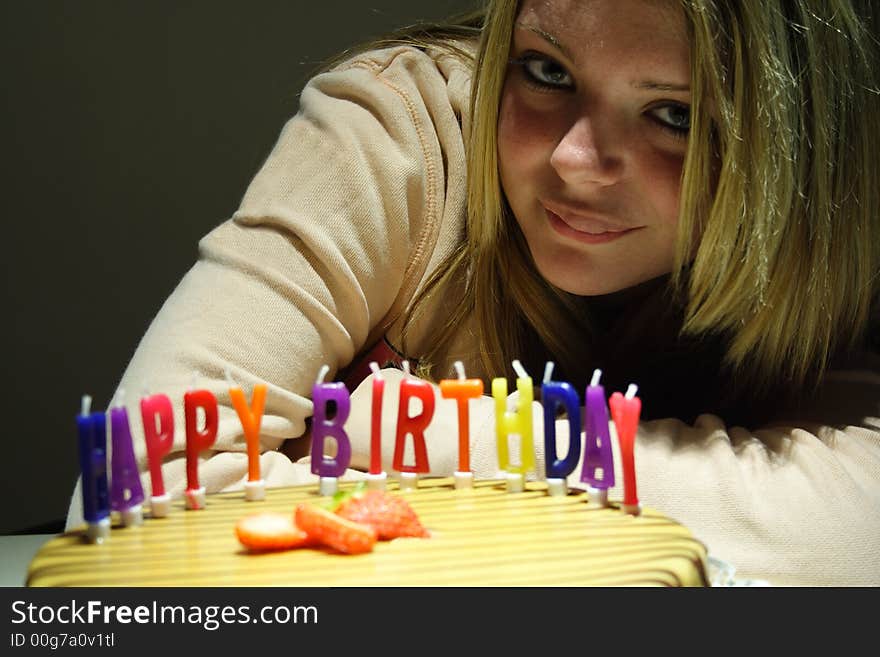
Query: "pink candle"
369 363 385 476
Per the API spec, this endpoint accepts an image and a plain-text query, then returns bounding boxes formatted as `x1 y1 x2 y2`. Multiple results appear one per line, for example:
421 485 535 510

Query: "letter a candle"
440 361 483 489
310 364 352 496
393 361 435 491
609 384 642 515
109 390 145 526
492 360 535 493
581 369 615 506
541 362 581 497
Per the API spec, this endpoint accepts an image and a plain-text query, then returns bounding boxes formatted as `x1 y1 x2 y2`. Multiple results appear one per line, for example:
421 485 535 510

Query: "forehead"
514 0 689 67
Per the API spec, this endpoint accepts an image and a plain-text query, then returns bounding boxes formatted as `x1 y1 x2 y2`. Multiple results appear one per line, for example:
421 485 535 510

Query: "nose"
550 115 624 186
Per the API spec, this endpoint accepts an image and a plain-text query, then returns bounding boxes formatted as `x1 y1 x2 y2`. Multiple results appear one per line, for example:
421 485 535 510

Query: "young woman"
67 0 879 585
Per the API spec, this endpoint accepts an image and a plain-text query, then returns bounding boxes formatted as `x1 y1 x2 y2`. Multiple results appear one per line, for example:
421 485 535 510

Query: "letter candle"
541 362 582 497
139 392 174 517
109 390 145 526
183 377 219 510
393 361 434 491
366 362 387 491
310 365 352 496
439 361 484 489
492 360 535 493
609 384 642 515
580 369 615 506
77 395 110 543
227 369 268 501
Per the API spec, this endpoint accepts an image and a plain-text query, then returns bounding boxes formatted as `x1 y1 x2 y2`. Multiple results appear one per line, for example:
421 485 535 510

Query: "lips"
542 204 641 245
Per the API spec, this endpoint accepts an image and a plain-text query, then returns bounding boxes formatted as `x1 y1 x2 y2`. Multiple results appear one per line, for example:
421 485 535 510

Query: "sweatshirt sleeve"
344 362 880 587
65 46 467 530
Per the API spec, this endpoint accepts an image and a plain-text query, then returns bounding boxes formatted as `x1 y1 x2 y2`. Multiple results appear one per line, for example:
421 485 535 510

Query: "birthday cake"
28 477 709 587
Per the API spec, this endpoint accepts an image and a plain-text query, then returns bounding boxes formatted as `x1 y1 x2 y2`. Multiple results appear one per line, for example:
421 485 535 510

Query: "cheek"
639 149 685 226
497 87 558 175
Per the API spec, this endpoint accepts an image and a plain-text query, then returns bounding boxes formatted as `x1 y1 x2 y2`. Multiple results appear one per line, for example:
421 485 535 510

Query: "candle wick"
112 388 125 409
543 361 554 384
590 369 602 387
315 364 330 386
625 384 638 400
512 359 529 380
368 361 382 381
453 360 466 381
81 394 92 416
224 365 238 389
402 360 411 378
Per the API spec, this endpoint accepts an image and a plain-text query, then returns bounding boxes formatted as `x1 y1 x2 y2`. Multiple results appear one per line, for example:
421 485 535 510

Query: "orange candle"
439 361 483 473
229 383 267 483
609 384 642 515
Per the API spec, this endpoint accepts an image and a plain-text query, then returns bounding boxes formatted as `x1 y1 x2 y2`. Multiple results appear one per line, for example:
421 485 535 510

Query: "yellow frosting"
28 478 708 587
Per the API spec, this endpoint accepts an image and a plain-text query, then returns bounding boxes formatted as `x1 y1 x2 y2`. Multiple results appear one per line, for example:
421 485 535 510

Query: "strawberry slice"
235 512 313 551
295 503 377 554
335 489 429 540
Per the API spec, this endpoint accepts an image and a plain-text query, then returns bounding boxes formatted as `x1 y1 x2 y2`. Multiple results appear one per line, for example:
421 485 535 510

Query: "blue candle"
109 393 145 526
580 370 615 504
77 395 110 543
542 368 582 482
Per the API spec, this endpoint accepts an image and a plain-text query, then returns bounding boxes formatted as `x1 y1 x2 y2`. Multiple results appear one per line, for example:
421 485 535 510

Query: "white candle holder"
622 503 642 516
454 471 473 489
505 471 524 493
546 478 567 497
120 503 143 527
245 479 266 501
85 517 111 544
587 486 609 507
150 493 171 518
366 472 387 491
399 472 418 491
319 477 338 497
185 487 206 510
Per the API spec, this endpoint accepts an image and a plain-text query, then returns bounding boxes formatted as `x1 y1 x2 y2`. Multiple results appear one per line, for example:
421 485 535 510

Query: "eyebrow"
634 81 691 92
516 23 573 61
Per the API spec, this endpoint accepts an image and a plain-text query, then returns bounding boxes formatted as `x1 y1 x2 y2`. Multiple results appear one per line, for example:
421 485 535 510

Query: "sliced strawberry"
335 489 429 540
295 503 377 554
235 512 313 551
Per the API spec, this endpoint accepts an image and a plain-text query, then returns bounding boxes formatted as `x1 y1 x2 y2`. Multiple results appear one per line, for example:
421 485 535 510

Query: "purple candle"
580 369 615 505
77 395 110 543
109 392 145 526
310 366 352 494
542 363 582 490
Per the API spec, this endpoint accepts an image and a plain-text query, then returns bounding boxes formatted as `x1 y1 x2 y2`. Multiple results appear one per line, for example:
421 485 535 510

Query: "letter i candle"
541 362 581 497
227 369 268 501
581 369 615 506
310 365 352 496
439 361 483 489
609 384 642 515
77 395 110 543
109 390 145 526
492 360 535 493
366 362 388 490
393 361 434 490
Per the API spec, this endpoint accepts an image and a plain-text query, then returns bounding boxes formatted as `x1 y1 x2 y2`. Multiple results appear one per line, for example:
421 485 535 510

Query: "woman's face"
498 0 691 296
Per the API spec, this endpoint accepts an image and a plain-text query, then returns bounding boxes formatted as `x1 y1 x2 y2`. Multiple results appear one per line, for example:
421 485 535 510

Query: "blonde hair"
404 0 879 403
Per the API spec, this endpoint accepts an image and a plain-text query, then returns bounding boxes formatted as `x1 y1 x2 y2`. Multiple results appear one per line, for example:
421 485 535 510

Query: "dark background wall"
0 0 478 535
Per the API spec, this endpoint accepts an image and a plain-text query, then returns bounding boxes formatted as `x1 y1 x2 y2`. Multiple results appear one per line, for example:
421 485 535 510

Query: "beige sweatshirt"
66 42 880 587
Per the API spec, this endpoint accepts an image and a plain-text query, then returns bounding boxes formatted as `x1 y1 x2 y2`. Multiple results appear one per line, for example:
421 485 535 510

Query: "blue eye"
512 53 573 89
649 104 691 135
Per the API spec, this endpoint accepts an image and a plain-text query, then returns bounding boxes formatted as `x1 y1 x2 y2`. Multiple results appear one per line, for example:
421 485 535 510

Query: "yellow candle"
492 362 535 476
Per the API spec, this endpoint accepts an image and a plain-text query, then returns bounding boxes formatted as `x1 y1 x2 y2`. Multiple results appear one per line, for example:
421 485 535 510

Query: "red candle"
229 383 267 483
139 393 174 499
609 384 642 514
392 366 435 474
369 364 385 476
184 388 219 509
439 362 483 473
